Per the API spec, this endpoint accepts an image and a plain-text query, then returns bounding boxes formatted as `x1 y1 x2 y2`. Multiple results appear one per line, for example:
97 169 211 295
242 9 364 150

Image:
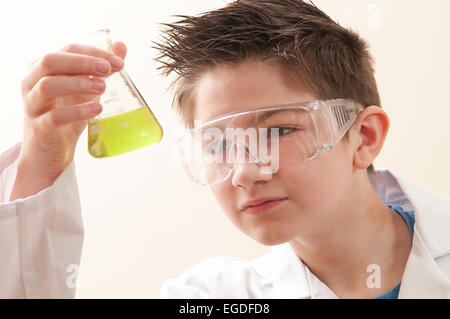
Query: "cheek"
209 183 239 219
279 152 349 212
209 180 268 237
277 166 324 210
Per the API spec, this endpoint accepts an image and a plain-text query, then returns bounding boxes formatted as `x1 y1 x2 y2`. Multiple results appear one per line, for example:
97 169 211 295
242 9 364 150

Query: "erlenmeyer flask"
83 29 163 158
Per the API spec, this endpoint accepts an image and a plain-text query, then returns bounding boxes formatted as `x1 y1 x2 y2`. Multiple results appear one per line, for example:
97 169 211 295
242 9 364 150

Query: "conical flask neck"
83 29 113 53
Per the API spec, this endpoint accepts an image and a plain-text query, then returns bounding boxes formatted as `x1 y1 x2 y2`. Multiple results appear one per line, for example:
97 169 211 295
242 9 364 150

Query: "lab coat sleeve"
0 142 84 298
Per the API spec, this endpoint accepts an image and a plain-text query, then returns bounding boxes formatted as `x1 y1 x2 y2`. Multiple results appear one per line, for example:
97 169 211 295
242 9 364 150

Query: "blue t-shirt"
375 203 415 299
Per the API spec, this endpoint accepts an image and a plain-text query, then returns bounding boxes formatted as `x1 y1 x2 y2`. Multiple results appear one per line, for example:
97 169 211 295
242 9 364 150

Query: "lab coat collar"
270 168 450 298
383 169 450 298
398 226 450 298
270 242 338 298
371 169 450 259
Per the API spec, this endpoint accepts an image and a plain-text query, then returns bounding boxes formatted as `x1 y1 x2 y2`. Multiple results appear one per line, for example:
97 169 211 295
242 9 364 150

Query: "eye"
269 127 296 138
205 139 230 154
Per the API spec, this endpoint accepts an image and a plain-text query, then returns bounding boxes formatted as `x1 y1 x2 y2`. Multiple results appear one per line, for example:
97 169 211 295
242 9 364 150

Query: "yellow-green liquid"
88 106 163 158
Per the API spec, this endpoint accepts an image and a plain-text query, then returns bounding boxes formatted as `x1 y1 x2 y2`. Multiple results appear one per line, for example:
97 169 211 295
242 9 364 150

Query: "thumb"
112 41 127 60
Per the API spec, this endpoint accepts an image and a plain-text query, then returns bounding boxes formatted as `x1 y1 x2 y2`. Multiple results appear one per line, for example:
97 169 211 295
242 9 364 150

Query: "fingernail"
91 79 105 92
95 60 110 75
109 55 123 69
90 103 102 114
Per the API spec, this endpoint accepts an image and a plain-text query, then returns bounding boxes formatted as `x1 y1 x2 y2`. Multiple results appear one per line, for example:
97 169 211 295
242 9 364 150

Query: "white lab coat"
0 142 449 298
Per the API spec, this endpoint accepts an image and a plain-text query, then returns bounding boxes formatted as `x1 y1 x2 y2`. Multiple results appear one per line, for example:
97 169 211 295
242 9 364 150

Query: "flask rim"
85 28 111 37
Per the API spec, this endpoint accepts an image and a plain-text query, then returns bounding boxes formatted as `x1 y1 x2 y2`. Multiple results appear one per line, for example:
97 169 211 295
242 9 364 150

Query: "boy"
1 0 449 298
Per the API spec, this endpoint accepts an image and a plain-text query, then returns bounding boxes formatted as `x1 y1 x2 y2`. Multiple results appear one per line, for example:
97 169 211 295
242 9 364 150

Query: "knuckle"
40 53 57 71
37 76 52 95
46 110 60 127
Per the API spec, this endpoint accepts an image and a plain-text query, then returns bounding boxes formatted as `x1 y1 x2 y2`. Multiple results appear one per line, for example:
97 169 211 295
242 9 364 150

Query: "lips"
240 197 287 212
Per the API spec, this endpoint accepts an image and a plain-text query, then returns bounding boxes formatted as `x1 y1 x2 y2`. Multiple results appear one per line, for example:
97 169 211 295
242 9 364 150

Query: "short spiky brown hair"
152 0 380 174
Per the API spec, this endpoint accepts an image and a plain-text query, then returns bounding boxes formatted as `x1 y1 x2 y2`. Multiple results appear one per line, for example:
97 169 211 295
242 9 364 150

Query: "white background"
0 0 449 298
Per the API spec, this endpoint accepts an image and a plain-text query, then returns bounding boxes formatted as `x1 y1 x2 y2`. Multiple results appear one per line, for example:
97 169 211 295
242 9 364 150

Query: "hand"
10 42 127 200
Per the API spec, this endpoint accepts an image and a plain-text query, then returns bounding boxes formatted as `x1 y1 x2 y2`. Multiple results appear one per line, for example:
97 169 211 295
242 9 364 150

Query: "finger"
26 42 126 70
22 51 123 93
36 101 102 129
60 43 125 71
112 41 127 60
22 47 124 94
26 75 106 117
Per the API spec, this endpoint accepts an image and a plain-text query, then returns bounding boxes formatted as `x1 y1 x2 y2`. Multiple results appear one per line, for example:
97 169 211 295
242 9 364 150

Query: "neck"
288 171 412 298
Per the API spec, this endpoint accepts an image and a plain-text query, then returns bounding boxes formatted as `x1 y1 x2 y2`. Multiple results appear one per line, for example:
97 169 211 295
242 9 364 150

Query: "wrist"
10 158 62 201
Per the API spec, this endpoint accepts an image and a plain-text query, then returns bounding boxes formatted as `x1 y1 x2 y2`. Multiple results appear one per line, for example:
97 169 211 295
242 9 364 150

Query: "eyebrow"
254 109 290 123
198 103 308 130
214 109 289 128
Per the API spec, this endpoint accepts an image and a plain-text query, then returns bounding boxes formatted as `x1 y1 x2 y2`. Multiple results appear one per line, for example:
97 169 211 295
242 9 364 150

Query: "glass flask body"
84 29 163 158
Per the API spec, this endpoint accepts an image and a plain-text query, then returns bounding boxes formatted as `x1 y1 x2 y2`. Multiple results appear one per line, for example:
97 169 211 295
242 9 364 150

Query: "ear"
349 105 390 170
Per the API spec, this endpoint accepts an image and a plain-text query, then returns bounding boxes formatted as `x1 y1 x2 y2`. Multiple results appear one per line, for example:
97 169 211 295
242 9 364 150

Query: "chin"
249 227 293 246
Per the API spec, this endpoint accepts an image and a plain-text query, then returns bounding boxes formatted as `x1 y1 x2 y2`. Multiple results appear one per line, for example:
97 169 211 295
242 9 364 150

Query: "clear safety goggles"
176 99 363 185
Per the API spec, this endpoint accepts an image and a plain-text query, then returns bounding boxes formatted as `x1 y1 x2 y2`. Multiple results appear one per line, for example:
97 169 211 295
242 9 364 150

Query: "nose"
230 143 273 188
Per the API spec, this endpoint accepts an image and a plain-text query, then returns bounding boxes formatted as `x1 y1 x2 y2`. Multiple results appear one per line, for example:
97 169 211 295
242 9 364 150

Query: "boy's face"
192 59 357 246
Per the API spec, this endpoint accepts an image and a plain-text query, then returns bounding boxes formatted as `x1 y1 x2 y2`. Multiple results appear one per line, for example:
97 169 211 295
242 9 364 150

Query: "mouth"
240 197 287 215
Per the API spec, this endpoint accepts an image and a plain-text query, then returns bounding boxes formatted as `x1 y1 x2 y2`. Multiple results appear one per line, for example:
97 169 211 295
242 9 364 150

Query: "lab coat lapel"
399 228 450 298
271 243 338 298
391 170 450 258
271 243 311 298
389 170 450 298
304 265 339 298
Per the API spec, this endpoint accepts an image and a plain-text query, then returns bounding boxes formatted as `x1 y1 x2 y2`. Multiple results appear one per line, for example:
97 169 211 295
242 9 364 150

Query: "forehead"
192 59 317 124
